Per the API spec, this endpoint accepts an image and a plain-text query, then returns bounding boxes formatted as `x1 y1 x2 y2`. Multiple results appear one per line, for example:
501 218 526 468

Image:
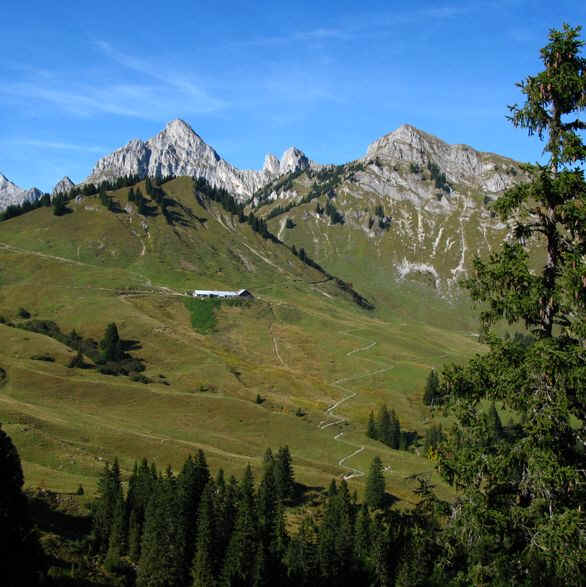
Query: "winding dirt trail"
318 328 395 480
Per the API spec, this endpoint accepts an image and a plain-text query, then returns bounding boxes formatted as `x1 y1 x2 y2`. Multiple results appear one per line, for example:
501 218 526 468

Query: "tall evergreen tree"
376 405 391 446
423 369 440 406
191 481 218 587
389 409 401 450
92 458 123 554
221 465 259 586
137 472 185 587
0 425 45 586
365 456 386 509
104 486 126 571
274 445 295 501
366 411 377 439
286 516 318 586
100 322 122 362
436 24 586 585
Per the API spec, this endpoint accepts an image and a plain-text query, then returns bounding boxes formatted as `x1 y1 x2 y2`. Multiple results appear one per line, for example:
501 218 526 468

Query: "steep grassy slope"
0 177 485 505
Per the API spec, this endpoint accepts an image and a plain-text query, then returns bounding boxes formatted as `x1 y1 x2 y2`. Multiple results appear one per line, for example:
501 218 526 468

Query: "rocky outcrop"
359 124 522 203
84 119 314 202
0 173 42 211
52 176 75 196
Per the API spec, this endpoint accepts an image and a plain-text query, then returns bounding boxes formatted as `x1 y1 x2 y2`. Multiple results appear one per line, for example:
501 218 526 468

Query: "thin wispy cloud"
238 2 487 48
95 41 226 111
11 139 106 153
1 42 227 121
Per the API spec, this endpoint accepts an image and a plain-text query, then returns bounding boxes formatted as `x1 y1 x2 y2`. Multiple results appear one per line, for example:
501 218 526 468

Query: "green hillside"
0 176 486 506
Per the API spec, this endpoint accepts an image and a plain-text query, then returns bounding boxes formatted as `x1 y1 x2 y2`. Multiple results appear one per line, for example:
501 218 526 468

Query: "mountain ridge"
83 118 318 201
1 120 525 211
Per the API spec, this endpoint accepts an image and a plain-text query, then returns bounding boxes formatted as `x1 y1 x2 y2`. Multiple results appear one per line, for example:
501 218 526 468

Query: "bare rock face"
52 176 75 196
280 147 310 174
360 124 521 204
84 119 314 202
0 173 42 211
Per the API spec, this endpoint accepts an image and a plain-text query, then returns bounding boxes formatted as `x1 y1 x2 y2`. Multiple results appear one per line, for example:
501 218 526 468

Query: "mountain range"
0 118 523 211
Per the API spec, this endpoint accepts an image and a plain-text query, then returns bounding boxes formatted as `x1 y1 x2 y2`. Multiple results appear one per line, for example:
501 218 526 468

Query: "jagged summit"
0 172 42 211
84 119 313 201
52 176 75 196
362 123 518 195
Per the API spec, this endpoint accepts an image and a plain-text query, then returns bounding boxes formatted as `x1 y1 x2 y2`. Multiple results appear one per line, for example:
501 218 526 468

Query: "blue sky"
1 1 584 192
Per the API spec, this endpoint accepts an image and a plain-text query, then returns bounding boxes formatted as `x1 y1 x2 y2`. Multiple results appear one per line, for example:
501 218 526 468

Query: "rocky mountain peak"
0 172 42 211
52 176 75 196
83 120 319 201
263 153 281 175
280 147 310 174
362 123 521 196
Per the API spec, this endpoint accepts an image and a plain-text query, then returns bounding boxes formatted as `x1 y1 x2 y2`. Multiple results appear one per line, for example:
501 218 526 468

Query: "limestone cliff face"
356 124 522 205
84 119 312 201
258 124 530 293
0 173 42 211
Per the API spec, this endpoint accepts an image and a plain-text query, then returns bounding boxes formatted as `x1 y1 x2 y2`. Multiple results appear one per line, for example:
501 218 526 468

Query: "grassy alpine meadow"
0 176 485 508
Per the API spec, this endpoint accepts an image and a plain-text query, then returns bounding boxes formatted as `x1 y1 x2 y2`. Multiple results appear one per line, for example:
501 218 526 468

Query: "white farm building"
192 289 253 299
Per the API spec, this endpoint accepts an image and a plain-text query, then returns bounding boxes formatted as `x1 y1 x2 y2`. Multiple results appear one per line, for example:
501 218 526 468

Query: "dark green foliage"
100 322 122 362
485 402 503 440
274 445 295 501
137 471 185 587
426 161 451 193
365 456 386 509
367 411 377 438
423 369 440 406
178 450 210 580
368 404 409 450
0 425 45 586
325 199 344 224
91 459 123 555
318 479 355 585
12 317 144 376
192 482 219 587
52 193 71 216
409 162 421 174
285 217 295 228
30 353 55 362
423 424 444 454
253 168 306 205
434 25 586 585
221 464 259 586
0 193 51 222
67 349 85 369
18 307 30 319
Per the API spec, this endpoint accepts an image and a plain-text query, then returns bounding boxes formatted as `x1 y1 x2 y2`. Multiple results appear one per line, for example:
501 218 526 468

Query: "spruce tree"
0 425 45 586
285 517 318 586
365 456 385 509
377 405 391 446
354 503 372 571
366 411 377 439
436 24 586 584
274 445 295 501
137 472 185 587
100 322 122 362
104 487 126 571
221 465 259 586
192 482 218 587
423 369 439 406
92 458 123 554
389 409 401 450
